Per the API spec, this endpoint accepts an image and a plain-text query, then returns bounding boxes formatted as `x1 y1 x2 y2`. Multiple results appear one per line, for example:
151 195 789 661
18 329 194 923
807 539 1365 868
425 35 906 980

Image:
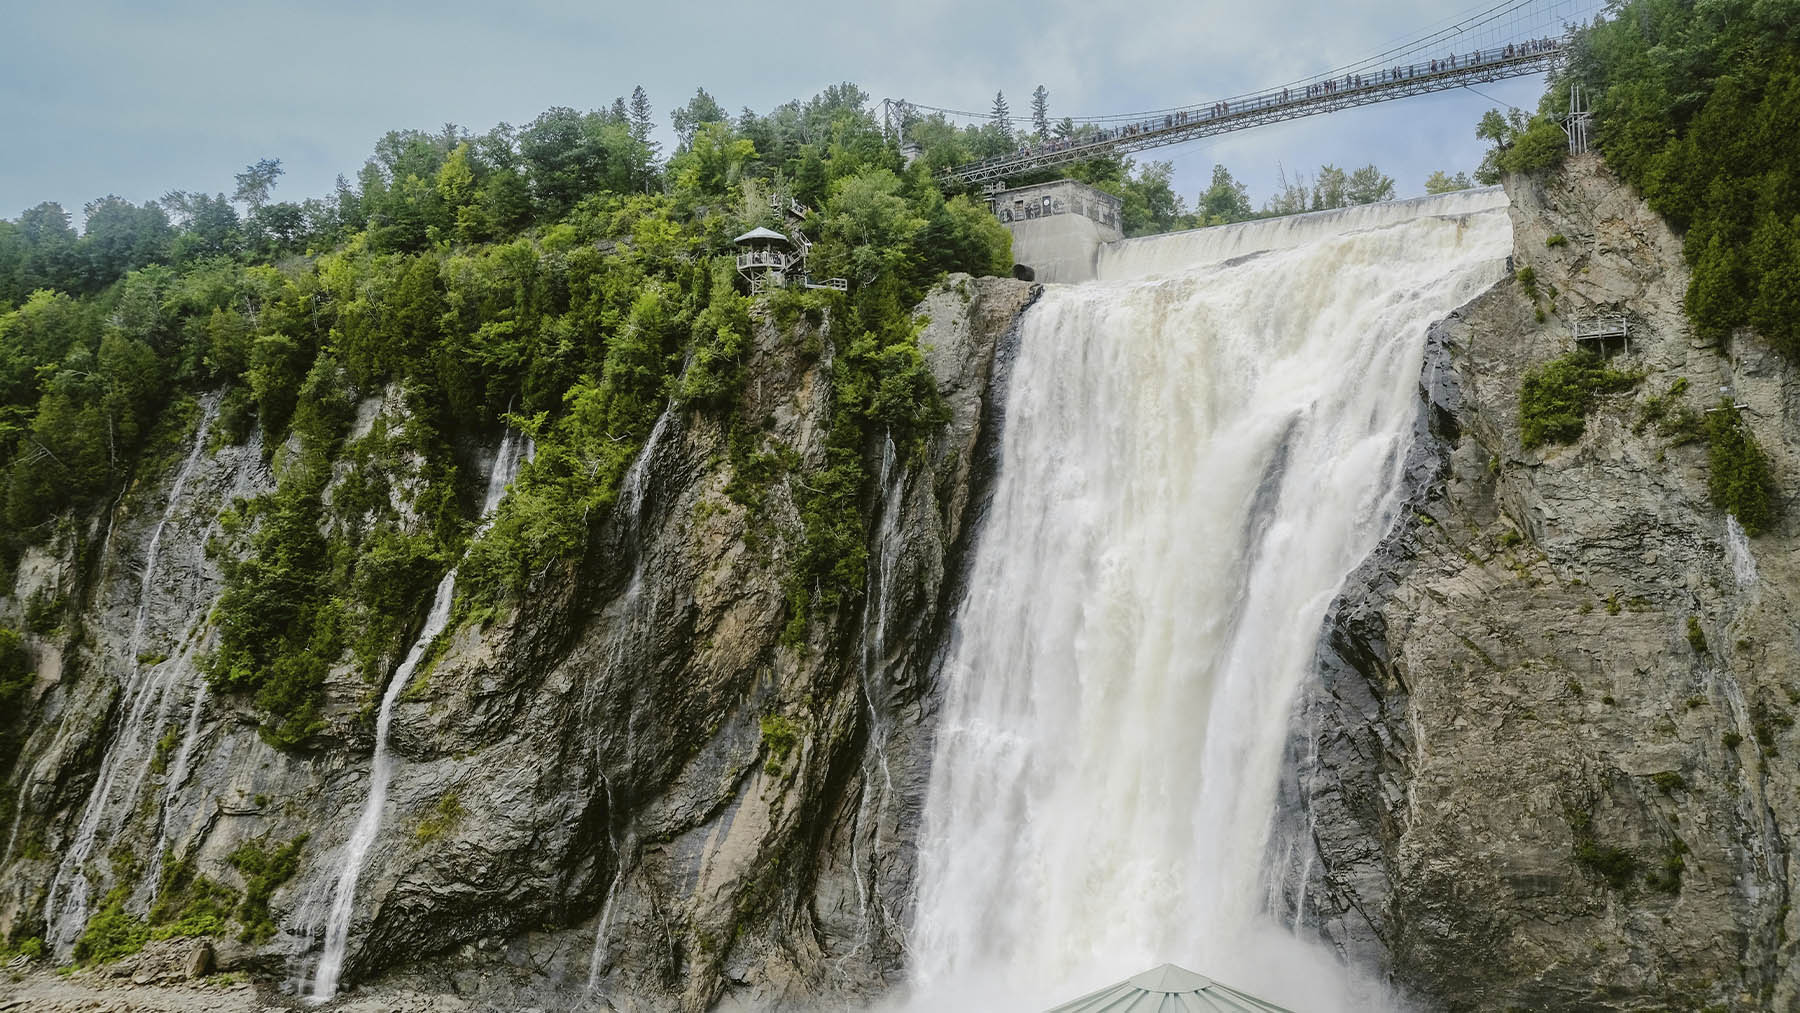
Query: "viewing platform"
733 220 846 295
1574 313 1631 356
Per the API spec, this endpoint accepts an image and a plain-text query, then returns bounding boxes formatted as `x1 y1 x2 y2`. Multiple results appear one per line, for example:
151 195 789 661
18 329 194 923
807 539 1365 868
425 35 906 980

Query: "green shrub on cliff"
1476 109 1568 184
148 852 239 941
72 884 149 964
228 834 307 943
1518 351 1641 449
0 627 32 774
1703 405 1780 535
0 81 1010 744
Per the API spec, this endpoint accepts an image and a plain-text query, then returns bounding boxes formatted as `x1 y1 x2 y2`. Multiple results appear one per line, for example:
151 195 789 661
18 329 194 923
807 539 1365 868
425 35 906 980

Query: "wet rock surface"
1275 157 1800 1010
0 276 1038 1012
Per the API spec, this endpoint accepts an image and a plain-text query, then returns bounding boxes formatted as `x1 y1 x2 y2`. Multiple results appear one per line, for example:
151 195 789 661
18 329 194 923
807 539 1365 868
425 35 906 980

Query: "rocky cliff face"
10 154 1796 1013
1279 156 1800 1011
0 275 1037 1011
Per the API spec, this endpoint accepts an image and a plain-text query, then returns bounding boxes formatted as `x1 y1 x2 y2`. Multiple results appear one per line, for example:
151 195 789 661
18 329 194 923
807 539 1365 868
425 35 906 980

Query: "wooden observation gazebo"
734 227 797 293
733 198 847 295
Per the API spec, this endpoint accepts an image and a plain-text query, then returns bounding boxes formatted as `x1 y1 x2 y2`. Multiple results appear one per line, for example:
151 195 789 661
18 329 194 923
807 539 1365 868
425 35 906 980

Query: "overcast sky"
4 0 1555 224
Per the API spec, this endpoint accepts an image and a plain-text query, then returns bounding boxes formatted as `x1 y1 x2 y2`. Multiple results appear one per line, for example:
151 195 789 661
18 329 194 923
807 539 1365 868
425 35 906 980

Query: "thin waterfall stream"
308 429 531 1001
583 406 674 994
904 189 1512 1011
42 394 221 957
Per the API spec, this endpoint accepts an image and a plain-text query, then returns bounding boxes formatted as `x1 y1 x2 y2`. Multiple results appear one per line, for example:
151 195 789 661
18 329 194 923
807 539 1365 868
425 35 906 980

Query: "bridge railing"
937 37 1566 185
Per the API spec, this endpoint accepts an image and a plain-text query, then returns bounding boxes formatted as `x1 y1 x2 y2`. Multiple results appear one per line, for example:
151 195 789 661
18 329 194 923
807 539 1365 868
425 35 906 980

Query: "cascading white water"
843 433 906 966
585 406 673 993
43 395 219 957
1725 515 1758 588
905 190 1511 1012
309 429 529 1001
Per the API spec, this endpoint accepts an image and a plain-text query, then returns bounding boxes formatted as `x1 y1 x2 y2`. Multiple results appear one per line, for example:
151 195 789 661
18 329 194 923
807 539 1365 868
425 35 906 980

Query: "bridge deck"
940 41 1563 186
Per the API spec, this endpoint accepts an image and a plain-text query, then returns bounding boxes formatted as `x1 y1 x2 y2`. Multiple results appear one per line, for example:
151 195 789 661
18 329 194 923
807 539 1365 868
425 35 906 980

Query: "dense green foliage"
0 82 1008 746
147 852 240 941
228 833 308 942
1474 108 1569 183
1561 0 1800 353
68 838 297 962
1425 170 1475 194
0 627 31 775
1518 351 1641 449
72 881 149 964
1703 403 1781 534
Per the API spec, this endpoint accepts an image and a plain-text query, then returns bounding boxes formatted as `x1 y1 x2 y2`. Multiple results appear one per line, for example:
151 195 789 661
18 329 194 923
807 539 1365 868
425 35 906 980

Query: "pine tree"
629 86 655 146
609 97 627 124
990 91 1012 137
1031 85 1050 139
1055 116 1075 140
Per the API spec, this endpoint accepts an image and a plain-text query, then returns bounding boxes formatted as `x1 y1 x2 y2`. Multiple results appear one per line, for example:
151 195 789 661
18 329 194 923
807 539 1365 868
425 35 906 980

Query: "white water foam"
903 193 1511 1011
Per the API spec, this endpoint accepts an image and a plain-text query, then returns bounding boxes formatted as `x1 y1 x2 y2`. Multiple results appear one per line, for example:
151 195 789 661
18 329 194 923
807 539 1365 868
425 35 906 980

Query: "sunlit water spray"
902 189 1511 1011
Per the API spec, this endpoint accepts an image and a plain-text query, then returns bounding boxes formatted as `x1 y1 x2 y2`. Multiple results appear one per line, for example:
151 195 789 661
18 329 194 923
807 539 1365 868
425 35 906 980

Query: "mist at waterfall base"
897 190 1511 1013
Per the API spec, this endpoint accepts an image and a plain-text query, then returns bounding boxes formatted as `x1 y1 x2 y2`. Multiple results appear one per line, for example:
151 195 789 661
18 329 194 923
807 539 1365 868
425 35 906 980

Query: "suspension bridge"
893 0 1600 187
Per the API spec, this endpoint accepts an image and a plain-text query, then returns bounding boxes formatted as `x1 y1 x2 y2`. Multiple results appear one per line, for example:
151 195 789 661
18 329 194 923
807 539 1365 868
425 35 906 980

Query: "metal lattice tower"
1563 82 1593 154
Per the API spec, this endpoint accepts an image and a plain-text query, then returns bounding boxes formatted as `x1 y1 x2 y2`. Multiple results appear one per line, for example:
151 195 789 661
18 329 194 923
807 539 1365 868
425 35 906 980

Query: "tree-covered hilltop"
1572 0 1799 356
1478 0 1792 533
1479 0 1799 358
0 82 1010 750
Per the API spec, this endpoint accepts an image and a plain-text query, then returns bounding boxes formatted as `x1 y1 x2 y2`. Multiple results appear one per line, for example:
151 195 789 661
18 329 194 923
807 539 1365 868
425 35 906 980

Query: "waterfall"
43 395 220 958
904 193 1511 1011
585 406 674 993
1725 515 1758 588
309 429 528 1001
844 433 906 965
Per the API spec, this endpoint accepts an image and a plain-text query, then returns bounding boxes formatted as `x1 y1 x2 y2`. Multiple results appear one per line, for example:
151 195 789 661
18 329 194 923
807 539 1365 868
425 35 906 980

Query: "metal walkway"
931 40 1564 186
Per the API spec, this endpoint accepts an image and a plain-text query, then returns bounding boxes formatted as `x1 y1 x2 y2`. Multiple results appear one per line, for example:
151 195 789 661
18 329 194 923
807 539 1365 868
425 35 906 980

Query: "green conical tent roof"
733 226 791 245
1046 963 1297 1013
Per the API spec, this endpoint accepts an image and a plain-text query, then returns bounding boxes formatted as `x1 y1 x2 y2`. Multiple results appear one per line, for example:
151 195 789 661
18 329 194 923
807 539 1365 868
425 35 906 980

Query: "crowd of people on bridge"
951 34 1564 175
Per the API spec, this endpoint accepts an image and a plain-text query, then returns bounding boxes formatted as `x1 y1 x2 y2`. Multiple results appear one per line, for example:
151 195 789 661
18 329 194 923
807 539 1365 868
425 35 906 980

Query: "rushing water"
584 406 674 994
1725 515 1758 588
43 395 220 958
904 190 1511 1011
309 429 530 1000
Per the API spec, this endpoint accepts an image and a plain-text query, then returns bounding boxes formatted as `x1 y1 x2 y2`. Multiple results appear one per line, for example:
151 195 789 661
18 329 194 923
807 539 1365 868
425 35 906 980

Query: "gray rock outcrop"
0 274 1038 1011
1275 156 1800 1010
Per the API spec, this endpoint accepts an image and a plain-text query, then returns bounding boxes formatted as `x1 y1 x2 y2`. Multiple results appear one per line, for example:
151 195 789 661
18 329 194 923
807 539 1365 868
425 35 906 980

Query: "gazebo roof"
733 226 791 245
1046 963 1296 1013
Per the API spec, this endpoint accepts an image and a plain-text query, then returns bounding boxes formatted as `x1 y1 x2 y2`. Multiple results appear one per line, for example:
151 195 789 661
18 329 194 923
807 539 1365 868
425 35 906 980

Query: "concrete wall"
1007 213 1122 284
